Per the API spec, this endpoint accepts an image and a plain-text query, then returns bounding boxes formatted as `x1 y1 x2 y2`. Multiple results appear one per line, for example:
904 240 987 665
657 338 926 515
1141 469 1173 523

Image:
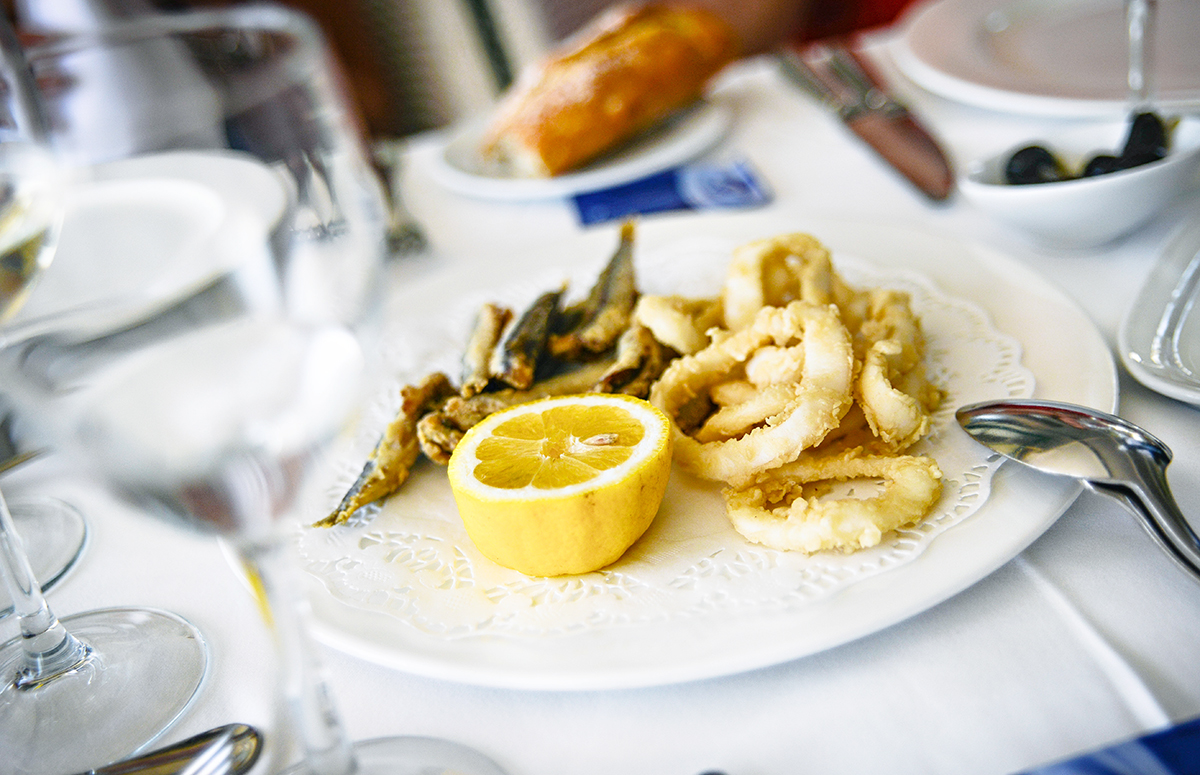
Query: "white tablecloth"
5 32 1200 775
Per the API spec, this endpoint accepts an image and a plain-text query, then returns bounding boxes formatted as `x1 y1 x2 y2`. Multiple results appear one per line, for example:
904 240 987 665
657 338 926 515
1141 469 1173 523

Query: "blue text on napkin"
573 159 771 226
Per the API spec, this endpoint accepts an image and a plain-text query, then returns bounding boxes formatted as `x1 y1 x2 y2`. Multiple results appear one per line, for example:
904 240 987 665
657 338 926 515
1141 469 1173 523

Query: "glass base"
351 736 509 775
0 497 87 619
281 736 510 775
0 607 208 775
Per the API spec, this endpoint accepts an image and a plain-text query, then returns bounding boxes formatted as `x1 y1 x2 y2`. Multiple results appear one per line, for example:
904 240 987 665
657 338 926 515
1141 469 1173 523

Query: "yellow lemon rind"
447 394 672 577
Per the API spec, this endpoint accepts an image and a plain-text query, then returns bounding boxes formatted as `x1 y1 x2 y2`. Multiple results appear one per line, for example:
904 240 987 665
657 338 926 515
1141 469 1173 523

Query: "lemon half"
447 393 673 577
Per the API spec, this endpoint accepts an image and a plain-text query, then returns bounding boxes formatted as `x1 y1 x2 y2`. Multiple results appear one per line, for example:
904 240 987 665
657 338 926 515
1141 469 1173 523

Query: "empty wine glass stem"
1127 0 1157 108
237 535 355 775
0 486 92 686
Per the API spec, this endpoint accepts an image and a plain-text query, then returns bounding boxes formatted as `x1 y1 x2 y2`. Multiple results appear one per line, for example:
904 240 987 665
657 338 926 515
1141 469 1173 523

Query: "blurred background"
0 0 920 140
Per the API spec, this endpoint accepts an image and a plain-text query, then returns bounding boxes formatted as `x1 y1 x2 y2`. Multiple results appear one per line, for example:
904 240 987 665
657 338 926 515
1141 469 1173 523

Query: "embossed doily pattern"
295 237 1034 640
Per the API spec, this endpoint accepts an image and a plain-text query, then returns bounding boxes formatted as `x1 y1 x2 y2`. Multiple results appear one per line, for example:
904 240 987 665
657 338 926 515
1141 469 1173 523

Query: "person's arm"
677 0 811 54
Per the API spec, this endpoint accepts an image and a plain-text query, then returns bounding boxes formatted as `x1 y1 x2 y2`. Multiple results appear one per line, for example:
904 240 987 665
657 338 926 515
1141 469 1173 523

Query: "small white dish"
958 115 1200 249
1120 213 1200 406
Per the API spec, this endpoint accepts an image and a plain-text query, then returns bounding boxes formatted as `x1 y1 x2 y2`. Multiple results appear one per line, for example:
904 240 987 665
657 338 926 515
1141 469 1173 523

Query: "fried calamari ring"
857 338 932 451
694 383 801 443
649 300 854 483
856 288 923 371
724 449 943 553
744 344 805 386
632 294 723 355
710 379 757 407
805 402 883 456
721 233 865 331
692 342 812 441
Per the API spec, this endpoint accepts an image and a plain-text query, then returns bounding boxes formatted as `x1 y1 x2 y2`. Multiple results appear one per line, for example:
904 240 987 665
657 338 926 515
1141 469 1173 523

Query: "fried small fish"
548 221 638 359
416 361 613 462
317 222 654 526
416 412 465 465
314 371 456 527
491 288 563 390
461 302 512 397
594 323 673 397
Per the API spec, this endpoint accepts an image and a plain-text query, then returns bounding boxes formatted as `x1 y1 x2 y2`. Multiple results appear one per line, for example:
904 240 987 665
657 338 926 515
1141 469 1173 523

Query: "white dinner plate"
296 211 1116 691
427 98 731 201
890 0 1200 117
1120 212 1200 405
11 150 288 334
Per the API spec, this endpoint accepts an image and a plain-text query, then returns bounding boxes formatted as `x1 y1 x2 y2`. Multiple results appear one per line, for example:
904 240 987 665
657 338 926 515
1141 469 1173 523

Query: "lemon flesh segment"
448 394 673 577
475 404 642 489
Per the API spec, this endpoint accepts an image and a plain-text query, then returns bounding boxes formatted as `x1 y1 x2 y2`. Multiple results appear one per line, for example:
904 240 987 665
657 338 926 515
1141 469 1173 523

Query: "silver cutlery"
777 42 954 202
78 724 262 775
176 727 237 775
374 139 428 256
957 399 1200 582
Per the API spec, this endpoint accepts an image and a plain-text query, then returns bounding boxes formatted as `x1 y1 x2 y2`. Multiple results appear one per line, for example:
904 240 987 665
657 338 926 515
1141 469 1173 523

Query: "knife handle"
775 49 838 107
825 45 904 115
779 40 955 202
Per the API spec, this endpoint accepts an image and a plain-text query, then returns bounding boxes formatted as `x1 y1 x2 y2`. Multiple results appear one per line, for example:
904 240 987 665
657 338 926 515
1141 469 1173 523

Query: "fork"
374 139 429 256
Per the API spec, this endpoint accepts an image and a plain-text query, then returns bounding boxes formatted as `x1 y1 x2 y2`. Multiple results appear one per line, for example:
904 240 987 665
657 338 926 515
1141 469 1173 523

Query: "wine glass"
0 8 89 620
0 14 210 775
10 7 507 774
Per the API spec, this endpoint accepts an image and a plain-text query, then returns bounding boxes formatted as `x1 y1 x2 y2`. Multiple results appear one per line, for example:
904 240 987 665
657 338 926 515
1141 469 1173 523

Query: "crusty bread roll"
479 4 738 178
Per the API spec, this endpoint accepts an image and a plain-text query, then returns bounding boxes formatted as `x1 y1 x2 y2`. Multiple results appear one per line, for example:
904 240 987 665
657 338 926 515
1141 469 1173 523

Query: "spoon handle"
1092 458 1200 583
83 724 261 775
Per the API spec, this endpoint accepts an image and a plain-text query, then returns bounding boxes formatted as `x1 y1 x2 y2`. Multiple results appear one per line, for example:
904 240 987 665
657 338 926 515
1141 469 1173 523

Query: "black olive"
1082 154 1122 177
1119 111 1168 167
1121 152 1164 170
1004 145 1067 185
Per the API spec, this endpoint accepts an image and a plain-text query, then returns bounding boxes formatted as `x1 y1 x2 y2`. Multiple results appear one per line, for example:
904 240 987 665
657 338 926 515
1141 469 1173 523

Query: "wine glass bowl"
0 139 61 324
61 317 365 538
0 9 60 327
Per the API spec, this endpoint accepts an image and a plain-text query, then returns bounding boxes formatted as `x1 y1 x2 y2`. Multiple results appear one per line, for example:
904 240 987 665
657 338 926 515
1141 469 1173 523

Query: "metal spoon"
78 724 262 775
176 727 239 775
956 399 1200 583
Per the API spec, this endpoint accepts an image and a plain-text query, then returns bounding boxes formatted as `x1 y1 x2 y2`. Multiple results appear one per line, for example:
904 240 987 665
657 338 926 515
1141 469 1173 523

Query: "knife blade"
778 44 954 202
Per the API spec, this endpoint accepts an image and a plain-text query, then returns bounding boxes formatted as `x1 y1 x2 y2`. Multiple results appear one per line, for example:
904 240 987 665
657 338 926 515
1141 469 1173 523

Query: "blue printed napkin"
572 158 771 226
1016 716 1200 774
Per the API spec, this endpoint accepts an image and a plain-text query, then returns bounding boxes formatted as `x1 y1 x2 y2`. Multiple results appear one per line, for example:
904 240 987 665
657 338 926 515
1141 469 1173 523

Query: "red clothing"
799 0 921 41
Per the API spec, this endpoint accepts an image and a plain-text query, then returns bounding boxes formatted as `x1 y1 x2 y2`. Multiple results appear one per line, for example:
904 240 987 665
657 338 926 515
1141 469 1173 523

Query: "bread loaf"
479 4 738 178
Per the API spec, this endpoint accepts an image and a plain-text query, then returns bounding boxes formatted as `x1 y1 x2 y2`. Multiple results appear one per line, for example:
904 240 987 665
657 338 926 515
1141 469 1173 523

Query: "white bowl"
958 115 1200 249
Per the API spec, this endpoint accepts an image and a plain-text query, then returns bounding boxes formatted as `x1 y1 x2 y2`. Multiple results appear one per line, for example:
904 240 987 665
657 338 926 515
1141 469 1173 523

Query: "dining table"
4 12 1200 775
